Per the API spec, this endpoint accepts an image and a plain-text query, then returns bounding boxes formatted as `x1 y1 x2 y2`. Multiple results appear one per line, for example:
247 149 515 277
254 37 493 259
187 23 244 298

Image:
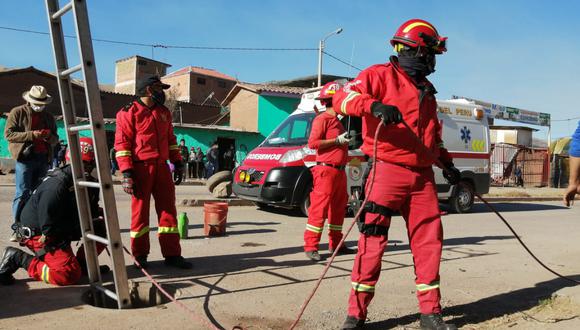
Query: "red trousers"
348 162 443 319
25 236 105 286
130 160 181 258
304 165 348 251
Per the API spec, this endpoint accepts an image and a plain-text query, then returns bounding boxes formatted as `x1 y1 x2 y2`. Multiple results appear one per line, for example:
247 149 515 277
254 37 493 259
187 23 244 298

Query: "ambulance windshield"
263 113 316 147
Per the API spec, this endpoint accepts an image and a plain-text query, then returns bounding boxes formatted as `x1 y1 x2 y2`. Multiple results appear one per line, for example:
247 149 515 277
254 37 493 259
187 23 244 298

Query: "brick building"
114 55 171 95
162 66 237 105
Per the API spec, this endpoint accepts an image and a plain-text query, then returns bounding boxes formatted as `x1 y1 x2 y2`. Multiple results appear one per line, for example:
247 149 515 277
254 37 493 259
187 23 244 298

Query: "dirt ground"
0 184 580 329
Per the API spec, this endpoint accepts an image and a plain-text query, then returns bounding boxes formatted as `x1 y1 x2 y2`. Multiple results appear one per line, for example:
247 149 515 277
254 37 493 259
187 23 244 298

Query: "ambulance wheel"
449 181 474 213
206 171 233 193
299 194 310 217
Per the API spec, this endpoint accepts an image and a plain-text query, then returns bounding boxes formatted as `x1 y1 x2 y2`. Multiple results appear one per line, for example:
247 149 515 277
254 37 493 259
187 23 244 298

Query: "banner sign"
452 96 551 127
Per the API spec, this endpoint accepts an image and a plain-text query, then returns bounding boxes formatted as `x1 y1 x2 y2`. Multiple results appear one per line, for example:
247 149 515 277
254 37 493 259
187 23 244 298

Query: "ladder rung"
59 64 83 77
77 180 100 189
93 284 118 301
86 233 110 246
51 1 73 20
68 123 92 132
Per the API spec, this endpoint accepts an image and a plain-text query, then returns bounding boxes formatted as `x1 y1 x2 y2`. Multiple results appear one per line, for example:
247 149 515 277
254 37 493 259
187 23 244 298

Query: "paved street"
0 184 579 329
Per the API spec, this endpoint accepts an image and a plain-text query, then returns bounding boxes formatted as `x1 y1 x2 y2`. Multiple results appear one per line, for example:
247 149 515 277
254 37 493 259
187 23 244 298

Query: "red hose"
288 123 384 329
289 117 579 329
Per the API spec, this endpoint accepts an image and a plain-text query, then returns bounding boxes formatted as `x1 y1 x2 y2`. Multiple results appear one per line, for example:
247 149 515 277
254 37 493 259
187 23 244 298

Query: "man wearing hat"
114 75 190 269
4 85 58 232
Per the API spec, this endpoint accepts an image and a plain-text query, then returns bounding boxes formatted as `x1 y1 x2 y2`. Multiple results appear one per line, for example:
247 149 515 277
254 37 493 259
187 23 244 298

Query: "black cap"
136 75 170 94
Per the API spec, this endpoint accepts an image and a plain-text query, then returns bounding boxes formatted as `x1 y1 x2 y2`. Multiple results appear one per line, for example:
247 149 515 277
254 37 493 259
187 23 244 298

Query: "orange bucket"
203 202 228 236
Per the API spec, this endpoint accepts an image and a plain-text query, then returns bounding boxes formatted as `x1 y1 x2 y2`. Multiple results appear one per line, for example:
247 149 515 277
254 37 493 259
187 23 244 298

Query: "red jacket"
114 100 182 172
308 111 348 166
332 56 451 167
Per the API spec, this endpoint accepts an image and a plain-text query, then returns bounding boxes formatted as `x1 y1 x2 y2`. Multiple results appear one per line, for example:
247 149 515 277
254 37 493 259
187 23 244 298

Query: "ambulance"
232 87 490 215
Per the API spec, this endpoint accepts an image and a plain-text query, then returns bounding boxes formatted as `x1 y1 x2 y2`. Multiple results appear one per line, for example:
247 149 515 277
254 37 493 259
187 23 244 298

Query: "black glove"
442 162 461 185
173 161 184 186
122 171 134 195
371 102 402 125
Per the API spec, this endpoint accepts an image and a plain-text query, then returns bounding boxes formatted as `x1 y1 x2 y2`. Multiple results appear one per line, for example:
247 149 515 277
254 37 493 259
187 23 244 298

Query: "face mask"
151 90 166 106
398 52 436 78
31 104 45 112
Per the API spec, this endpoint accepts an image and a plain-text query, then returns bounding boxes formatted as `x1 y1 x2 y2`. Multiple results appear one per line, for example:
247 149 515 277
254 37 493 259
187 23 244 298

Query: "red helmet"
315 81 341 100
66 137 95 163
391 19 447 54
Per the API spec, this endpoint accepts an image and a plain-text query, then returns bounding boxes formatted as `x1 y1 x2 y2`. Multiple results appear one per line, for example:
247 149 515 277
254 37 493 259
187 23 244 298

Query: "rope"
398 119 580 285
288 123 384 329
122 246 227 330
289 116 579 328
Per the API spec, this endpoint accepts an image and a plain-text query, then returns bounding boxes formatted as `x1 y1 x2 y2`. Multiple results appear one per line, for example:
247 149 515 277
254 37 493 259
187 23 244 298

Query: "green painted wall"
173 127 262 163
0 116 261 165
257 95 300 139
0 117 7 158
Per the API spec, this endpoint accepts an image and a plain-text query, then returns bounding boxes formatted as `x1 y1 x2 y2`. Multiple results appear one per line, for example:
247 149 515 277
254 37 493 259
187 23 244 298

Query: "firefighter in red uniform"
115 76 191 269
303 82 357 261
0 137 110 286
335 19 461 329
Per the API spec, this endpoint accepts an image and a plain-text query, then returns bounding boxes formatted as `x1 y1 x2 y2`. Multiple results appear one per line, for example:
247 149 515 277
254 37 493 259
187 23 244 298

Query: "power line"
323 51 363 71
552 116 580 122
0 25 317 51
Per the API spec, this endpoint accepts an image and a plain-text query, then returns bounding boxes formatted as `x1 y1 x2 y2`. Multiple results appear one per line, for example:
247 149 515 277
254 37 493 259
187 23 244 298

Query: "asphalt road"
0 184 579 329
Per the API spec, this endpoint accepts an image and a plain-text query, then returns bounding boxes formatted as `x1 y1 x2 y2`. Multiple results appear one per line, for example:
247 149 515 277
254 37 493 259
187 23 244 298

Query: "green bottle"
177 212 189 239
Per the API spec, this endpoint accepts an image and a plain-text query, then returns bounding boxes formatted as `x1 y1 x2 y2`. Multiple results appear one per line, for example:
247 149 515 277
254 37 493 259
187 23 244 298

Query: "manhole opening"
82 281 180 309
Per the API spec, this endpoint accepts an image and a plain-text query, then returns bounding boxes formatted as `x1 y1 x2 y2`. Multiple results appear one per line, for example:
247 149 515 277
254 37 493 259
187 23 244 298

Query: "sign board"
452 96 551 127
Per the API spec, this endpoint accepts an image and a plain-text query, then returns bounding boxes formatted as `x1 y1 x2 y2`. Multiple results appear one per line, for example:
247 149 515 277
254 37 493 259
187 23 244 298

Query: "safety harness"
354 159 394 237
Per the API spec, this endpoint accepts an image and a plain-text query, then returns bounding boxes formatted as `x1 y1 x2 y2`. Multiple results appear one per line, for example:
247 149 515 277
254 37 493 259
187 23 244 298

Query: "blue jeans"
12 154 49 219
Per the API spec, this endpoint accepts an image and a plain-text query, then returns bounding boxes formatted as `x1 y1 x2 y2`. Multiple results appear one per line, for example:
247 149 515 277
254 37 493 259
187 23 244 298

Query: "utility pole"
317 28 343 87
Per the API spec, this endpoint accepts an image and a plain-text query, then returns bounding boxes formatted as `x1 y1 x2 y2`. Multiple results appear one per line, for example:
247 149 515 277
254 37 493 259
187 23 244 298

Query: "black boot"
134 255 149 269
420 313 457 330
305 250 322 261
341 315 365 329
329 245 357 255
0 247 34 285
164 256 192 269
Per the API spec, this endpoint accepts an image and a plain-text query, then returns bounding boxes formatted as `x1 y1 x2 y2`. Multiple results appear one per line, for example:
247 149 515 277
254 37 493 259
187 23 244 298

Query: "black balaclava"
151 90 166 106
397 49 436 80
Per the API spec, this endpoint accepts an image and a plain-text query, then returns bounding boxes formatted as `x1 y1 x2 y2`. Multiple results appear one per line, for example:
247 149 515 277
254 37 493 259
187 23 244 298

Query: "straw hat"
22 85 53 105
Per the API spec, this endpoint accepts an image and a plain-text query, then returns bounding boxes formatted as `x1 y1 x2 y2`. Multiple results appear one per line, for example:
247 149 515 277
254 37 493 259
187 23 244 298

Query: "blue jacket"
571 121 580 157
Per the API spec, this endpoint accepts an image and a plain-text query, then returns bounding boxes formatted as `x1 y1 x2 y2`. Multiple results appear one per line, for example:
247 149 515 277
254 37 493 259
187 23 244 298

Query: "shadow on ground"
149 235 514 329
0 279 85 319
365 275 580 329
470 202 568 213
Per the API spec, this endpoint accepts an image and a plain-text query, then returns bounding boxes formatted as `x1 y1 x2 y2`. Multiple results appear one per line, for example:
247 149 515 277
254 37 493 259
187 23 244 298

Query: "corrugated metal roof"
237 82 306 94
222 82 306 106
164 66 236 81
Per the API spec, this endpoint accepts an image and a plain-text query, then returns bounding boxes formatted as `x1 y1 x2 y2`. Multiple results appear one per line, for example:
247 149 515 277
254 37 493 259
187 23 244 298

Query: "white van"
233 87 490 215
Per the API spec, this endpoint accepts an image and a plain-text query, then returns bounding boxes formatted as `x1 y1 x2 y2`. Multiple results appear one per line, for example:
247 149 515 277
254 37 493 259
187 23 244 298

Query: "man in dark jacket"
0 137 108 286
4 85 58 223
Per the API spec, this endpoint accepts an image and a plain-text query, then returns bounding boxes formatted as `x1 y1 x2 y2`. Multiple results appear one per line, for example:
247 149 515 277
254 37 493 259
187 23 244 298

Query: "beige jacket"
4 104 58 161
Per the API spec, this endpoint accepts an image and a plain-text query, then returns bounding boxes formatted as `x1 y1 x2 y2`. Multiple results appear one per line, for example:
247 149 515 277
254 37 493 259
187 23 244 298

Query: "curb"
479 197 563 202
180 198 255 207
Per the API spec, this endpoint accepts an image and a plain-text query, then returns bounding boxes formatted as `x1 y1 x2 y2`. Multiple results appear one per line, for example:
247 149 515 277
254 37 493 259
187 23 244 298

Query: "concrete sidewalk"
0 171 571 205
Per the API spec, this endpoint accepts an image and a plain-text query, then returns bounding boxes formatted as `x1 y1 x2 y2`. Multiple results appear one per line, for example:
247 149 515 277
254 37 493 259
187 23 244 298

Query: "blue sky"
1 0 579 139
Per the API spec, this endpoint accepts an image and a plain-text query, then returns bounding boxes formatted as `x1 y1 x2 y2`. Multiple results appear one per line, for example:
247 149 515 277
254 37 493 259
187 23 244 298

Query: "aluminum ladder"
45 0 131 309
